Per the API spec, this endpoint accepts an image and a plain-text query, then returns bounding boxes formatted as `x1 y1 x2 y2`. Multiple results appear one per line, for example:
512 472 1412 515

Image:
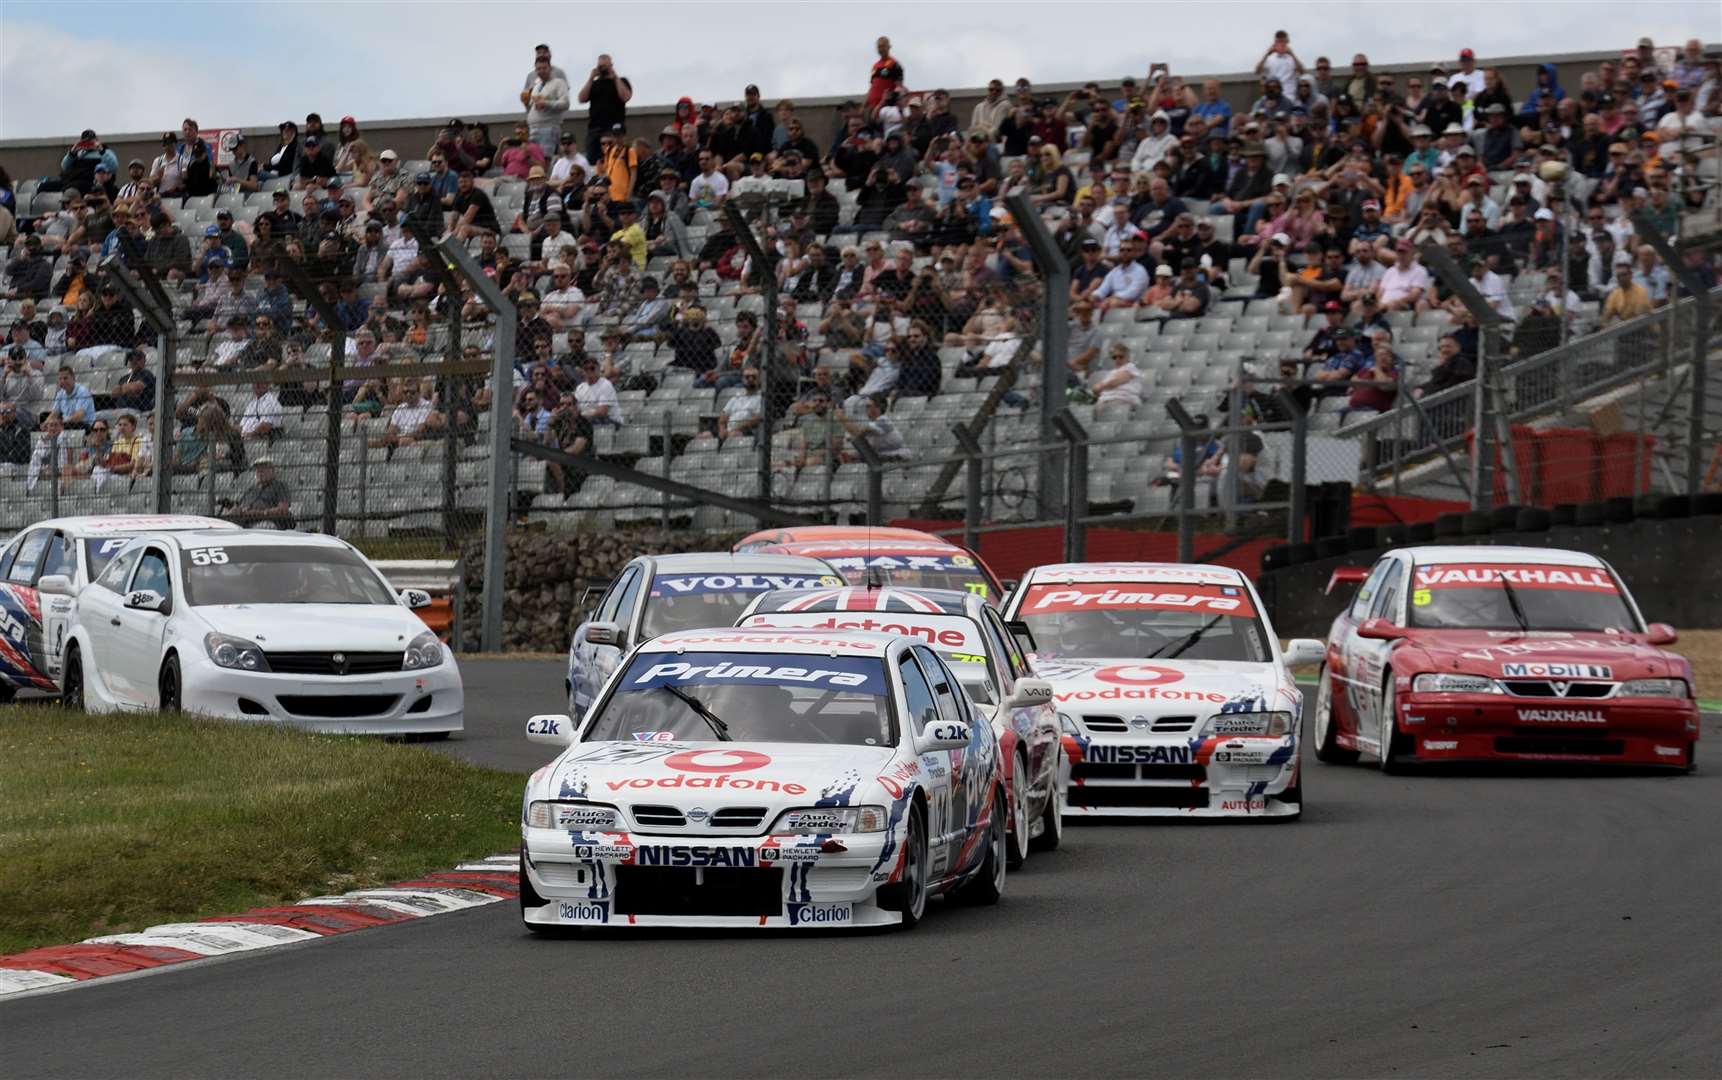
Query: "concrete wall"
0 46 1626 185
1255 512 1722 638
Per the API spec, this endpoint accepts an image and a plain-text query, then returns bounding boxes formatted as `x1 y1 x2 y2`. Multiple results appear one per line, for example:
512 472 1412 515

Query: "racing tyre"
1031 748 1065 853
1311 665 1359 764
879 804 929 929
1005 753 1031 870
61 644 86 713
158 655 182 713
957 787 1007 906
1378 673 1408 773
0 683 14 705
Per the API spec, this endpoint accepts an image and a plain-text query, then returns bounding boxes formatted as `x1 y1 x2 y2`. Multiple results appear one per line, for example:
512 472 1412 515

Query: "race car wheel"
0 683 15 705
60 645 86 712
1311 665 1360 764
1031 747 1065 853
158 655 182 713
958 786 1007 906
1378 673 1406 774
1005 752 1031 870
880 804 928 929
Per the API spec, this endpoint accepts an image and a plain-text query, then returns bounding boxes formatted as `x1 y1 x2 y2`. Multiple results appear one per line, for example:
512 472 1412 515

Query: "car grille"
532 860 587 887
1069 786 1207 810
709 807 768 830
614 866 783 917
1080 714 1198 734
1072 762 1204 783
631 805 686 828
1499 680 1614 699
1496 735 1626 756
276 695 400 718
265 652 403 676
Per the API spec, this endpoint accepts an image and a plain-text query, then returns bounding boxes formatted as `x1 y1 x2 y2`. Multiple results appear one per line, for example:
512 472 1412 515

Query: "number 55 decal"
188 548 229 566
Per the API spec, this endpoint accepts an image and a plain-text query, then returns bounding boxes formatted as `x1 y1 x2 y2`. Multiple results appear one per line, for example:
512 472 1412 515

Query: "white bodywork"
63 529 462 734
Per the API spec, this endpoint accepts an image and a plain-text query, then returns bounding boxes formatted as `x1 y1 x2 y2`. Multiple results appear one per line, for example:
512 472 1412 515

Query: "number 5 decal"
188 548 229 566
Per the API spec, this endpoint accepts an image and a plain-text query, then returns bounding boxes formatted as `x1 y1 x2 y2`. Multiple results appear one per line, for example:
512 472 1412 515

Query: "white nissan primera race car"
56 529 462 735
1002 562 1324 819
520 627 1006 931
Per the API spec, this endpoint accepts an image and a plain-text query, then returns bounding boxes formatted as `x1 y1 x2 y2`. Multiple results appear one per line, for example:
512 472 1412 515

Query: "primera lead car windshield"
179 544 397 606
588 652 894 746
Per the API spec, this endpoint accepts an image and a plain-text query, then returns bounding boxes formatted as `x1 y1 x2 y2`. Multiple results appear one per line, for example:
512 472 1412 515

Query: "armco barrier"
1256 510 1722 638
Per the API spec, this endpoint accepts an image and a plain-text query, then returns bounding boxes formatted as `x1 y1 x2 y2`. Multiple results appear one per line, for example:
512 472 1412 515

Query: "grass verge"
0 706 523 955
1668 628 1722 708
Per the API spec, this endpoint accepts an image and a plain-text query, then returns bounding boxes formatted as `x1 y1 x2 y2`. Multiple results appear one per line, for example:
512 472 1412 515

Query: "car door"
1332 557 1394 740
572 565 640 712
1350 559 1406 749
0 528 53 688
913 644 975 882
78 544 143 692
894 649 951 876
978 606 1052 808
107 546 175 705
38 532 78 680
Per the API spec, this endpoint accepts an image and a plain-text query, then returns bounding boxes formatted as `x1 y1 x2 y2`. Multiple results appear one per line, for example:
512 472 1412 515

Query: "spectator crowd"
1 32 1719 522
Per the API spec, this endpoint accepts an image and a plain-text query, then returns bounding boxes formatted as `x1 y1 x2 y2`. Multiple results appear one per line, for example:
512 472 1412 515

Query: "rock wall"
456 528 744 652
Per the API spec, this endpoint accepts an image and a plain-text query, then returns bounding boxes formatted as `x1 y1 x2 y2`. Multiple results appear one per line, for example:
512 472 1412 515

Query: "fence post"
851 436 884 524
1278 390 1308 545
1051 409 1088 562
275 258 346 536
48 428 60 519
1004 192 1071 519
437 237 517 653
951 423 983 553
721 206 780 508
99 256 175 513
1167 399 1201 563
661 409 672 530
1419 243 1514 507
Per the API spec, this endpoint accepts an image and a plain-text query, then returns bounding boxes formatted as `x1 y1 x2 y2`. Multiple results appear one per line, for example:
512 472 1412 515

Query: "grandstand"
1 34 1718 546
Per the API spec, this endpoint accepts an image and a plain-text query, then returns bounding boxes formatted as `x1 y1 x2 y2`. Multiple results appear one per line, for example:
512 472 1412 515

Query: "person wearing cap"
1601 253 1654 326
595 124 639 200
143 213 193 282
222 456 294 530
1419 76 1463 136
547 132 593 192
194 223 234 283
2 236 52 302
1474 102 1521 170
1655 82 1714 154
59 129 119 195
577 53 633 163
1129 109 1178 174
295 130 337 188
635 125 690 198
1372 239 1430 313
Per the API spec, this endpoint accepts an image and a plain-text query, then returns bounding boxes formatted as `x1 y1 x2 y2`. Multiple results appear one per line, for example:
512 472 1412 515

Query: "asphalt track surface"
4 659 1719 1079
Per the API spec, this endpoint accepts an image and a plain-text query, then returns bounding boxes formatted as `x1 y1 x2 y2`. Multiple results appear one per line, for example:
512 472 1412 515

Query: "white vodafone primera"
520 627 1007 931
1002 562 1324 819
55 529 463 734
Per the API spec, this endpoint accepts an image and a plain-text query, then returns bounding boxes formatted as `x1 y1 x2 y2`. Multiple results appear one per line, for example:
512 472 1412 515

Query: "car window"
597 567 637 624
41 533 76 580
6 530 50 584
1350 559 1395 620
897 651 940 731
0 536 18 581
1371 561 1405 624
132 548 172 601
611 568 646 633
914 645 967 727
982 609 1028 681
95 546 143 593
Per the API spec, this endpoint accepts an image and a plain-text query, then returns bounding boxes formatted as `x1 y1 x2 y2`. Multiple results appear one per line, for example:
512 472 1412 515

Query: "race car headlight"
526 801 620 830
1412 673 1497 694
1056 711 1079 735
205 632 270 672
1206 711 1295 737
402 631 444 670
1618 678 1689 699
769 806 887 834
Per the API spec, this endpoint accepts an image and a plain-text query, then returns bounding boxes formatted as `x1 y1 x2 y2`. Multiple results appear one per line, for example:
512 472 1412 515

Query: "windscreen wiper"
656 685 732 741
1149 615 1225 660
1495 570 1531 634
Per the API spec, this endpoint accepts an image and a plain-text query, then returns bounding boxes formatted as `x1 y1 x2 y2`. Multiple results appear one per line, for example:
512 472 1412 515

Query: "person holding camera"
577 54 633 163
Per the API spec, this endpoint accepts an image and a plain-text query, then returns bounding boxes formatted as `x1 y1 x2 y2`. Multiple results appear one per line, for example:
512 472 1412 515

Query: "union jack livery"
1316 546 1699 771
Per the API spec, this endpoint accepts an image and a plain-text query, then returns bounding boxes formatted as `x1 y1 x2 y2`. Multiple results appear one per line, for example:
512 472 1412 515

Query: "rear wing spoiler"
1325 566 1371 595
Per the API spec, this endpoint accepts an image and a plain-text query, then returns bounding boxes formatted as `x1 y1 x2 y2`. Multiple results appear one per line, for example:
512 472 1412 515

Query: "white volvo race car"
56 529 463 735
0 515 236 700
520 627 1006 931
1002 562 1324 818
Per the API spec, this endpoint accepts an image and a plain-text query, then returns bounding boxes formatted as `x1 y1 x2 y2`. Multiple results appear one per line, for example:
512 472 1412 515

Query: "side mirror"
1325 566 1371 595
1356 617 1403 641
1006 677 1055 709
1645 622 1678 646
400 588 433 610
525 713 576 746
1283 638 1326 667
584 622 622 647
918 719 972 751
125 589 168 613
37 574 74 597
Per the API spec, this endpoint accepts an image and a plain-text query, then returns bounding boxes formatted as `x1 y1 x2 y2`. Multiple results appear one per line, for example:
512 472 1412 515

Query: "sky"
1 1 1715 140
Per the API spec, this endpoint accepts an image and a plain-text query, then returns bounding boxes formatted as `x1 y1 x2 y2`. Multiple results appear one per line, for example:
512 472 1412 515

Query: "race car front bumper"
180 651 464 735
521 827 901 929
1395 692 1699 767
1062 733 1300 817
